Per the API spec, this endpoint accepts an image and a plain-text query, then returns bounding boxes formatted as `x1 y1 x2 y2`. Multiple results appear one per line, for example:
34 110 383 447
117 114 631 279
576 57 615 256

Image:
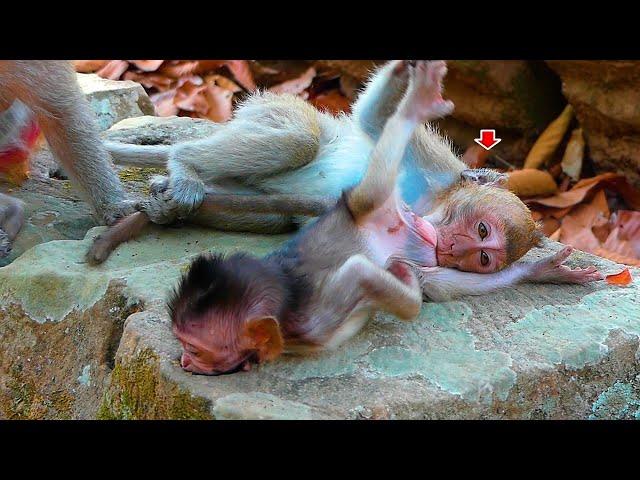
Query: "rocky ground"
0 72 638 420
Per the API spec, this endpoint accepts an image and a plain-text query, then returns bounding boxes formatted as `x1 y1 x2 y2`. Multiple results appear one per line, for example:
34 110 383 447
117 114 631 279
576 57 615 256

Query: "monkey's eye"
478 222 488 239
480 250 489 266
185 345 200 357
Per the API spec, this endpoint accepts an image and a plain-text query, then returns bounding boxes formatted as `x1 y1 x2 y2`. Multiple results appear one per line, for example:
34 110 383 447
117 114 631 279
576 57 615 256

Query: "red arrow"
474 129 502 150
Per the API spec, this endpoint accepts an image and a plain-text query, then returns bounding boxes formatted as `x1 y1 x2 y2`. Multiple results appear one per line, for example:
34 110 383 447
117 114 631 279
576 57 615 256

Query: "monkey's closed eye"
478 222 488 239
480 250 489 266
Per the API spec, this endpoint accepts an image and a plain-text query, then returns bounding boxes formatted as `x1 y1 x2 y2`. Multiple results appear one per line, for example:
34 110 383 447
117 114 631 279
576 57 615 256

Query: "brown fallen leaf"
128 60 164 72
508 169 558 198
593 248 640 268
269 67 316 96
559 189 610 253
203 85 234 123
204 74 242 93
561 128 584 181
96 60 130 80
223 60 257 92
149 90 179 116
311 90 351 115
602 210 640 260
526 173 640 210
461 145 492 169
159 61 201 79
524 105 573 169
73 60 110 73
123 71 175 91
605 268 633 286
174 80 209 115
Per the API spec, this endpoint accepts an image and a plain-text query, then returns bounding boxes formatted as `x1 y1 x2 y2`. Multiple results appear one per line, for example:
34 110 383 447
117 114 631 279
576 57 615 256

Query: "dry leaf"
605 268 633 286
174 80 209 114
73 60 110 73
150 90 179 116
204 74 242 93
526 173 640 210
96 60 130 80
558 189 609 252
602 210 640 260
223 60 257 91
204 85 234 123
561 128 584 181
461 145 492 168
269 67 316 95
128 60 164 72
507 169 558 197
524 105 573 169
160 61 201 79
123 71 175 91
593 248 640 267
311 90 351 115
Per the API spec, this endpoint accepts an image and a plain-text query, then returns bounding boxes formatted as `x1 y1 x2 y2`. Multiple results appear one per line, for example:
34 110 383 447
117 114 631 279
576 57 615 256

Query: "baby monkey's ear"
243 316 284 362
461 168 509 189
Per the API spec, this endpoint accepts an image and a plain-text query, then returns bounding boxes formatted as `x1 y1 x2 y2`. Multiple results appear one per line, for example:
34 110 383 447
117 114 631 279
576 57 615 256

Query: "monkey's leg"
161 93 322 221
329 254 422 321
0 193 24 258
0 61 135 225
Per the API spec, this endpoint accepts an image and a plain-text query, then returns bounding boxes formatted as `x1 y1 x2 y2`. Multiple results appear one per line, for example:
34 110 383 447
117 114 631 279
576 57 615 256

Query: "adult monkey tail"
104 141 171 168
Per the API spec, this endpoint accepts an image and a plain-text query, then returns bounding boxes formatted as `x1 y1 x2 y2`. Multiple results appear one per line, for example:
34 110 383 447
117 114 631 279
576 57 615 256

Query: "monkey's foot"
526 246 605 284
0 229 12 258
140 175 204 225
99 199 139 226
402 60 454 123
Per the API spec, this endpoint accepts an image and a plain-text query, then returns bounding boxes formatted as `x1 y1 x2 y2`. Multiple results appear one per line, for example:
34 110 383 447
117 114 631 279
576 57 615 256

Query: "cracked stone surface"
1 84 639 419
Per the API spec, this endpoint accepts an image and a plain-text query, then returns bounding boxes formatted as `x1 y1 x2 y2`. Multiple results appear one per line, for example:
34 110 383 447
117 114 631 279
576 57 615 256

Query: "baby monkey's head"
169 253 285 376
426 177 543 273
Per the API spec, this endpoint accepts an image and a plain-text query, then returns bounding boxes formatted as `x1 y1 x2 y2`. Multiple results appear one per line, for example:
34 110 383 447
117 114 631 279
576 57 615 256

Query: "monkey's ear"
461 168 509 189
244 316 284 362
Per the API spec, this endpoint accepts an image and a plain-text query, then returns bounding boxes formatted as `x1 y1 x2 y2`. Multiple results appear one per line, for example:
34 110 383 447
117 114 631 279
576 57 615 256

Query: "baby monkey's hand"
524 246 604 284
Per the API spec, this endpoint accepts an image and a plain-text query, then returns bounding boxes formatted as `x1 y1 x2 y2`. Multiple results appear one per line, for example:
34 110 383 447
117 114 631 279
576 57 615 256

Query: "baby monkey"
167 62 602 376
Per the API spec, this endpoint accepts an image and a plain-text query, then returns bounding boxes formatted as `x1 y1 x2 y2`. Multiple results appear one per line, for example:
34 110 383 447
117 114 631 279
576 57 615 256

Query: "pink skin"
174 322 254 375
436 212 507 273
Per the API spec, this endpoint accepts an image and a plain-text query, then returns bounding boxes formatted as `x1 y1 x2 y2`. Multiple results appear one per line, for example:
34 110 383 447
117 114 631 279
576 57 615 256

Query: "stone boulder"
1 113 639 420
547 61 640 187
77 73 156 131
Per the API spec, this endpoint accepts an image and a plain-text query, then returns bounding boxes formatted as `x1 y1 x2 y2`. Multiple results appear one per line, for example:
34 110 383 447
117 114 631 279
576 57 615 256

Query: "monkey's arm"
0 61 134 225
418 246 603 302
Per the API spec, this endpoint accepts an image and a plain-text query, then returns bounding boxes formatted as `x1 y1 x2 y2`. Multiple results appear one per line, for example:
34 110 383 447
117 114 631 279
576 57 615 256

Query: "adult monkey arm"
0 61 134 225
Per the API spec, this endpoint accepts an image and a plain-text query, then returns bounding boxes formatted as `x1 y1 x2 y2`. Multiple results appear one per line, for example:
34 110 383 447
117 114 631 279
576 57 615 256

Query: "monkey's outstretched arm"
0 61 134 225
86 192 334 264
348 61 454 217
418 246 603 302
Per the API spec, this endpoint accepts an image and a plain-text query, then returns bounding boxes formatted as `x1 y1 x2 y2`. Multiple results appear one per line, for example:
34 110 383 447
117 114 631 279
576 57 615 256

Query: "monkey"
165 62 603 376
0 193 24 258
0 61 136 258
91 60 535 270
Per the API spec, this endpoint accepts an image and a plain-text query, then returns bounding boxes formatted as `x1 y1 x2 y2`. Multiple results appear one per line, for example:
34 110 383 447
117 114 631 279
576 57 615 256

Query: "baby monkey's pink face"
173 322 256 376
435 212 507 273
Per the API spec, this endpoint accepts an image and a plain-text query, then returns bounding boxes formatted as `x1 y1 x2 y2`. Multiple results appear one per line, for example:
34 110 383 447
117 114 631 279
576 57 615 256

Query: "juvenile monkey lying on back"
161 62 599 376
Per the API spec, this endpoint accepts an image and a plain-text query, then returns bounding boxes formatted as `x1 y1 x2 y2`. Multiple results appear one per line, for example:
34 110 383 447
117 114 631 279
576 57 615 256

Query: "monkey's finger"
553 246 574 265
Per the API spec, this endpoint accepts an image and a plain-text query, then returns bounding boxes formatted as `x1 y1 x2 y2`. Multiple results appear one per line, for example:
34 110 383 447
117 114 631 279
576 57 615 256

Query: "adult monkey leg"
0 61 134 225
86 191 333 264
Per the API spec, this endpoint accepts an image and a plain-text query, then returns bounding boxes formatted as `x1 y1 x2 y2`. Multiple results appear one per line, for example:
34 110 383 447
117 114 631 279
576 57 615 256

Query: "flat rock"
1 112 639 419
0 220 638 419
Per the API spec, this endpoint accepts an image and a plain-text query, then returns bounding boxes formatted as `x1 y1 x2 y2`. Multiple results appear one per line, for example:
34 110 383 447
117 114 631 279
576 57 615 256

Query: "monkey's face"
434 211 507 273
173 323 256 375
173 316 284 376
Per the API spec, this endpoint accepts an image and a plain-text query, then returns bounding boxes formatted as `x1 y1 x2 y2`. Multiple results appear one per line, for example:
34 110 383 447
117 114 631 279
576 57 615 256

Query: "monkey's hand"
0 229 12 258
139 175 204 225
400 61 454 123
524 246 604 284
